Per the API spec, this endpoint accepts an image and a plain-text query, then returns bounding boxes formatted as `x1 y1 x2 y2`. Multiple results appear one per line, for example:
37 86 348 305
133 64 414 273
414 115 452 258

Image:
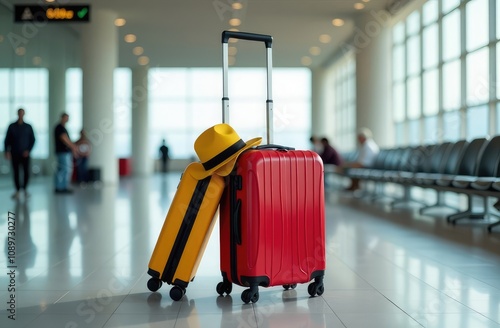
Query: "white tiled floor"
1 174 500 327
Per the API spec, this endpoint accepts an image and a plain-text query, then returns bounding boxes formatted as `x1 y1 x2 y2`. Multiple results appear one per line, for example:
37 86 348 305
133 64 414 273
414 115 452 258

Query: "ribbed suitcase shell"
147 163 225 299
219 149 325 291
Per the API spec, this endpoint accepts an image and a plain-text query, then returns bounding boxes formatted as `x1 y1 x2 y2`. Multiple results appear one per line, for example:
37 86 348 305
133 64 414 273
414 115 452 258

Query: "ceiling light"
133 46 144 56
319 34 331 44
229 28 239 32
15 47 26 56
32 56 42 66
228 46 238 56
309 47 321 56
232 2 243 10
301 56 312 66
138 56 149 66
228 56 236 66
124 34 136 43
354 3 365 9
362 0 370 2
45 0 55 2
229 18 241 27
332 18 345 27
114 18 126 27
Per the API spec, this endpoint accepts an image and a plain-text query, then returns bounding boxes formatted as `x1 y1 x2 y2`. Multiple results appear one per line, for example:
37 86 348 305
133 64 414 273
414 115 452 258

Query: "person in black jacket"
4 108 36 199
159 139 170 173
54 113 78 193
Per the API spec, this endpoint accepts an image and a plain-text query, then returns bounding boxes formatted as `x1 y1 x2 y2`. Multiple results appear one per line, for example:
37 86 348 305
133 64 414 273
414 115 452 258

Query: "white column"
131 66 152 176
81 10 118 184
355 11 393 148
48 67 66 172
311 67 332 139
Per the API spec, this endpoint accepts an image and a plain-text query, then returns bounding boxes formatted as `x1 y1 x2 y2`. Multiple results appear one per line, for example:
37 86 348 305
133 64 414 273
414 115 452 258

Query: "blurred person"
309 136 322 153
320 137 343 166
75 129 91 184
54 113 78 193
159 139 170 173
343 127 380 191
310 136 342 166
3 108 36 199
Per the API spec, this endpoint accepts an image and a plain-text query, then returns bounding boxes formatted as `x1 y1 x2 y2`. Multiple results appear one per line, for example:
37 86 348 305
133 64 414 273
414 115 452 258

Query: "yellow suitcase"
147 163 225 300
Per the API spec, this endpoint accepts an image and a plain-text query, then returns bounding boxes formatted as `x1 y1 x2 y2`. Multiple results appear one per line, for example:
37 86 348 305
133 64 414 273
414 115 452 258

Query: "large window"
325 53 356 152
148 68 311 158
0 68 49 158
391 0 498 145
27 67 309 161
66 68 83 141
114 69 132 158
65 68 132 157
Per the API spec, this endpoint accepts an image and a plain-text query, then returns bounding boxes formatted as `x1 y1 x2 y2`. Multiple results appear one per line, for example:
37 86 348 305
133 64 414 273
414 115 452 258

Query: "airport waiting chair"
397 145 437 184
413 142 452 185
468 136 500 190
436 138 488 187
361 150 394 200
417 141 468 215
382 147 413 182
347 150 388 180
452 136 500 189
447 136 500 225
422 140 469 184
390 146 428 208
368 149 401 182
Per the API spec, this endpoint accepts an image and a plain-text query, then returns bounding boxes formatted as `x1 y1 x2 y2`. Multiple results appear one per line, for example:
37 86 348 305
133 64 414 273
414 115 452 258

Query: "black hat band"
202 139 246 171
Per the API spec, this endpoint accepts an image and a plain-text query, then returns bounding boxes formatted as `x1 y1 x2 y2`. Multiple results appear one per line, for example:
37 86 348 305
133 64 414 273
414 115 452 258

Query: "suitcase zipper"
162 176 211 284
229 173 242 285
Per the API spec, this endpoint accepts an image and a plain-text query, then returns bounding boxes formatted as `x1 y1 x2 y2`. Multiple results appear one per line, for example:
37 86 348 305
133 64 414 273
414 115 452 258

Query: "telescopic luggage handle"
221 31 274 144
221 31 273 48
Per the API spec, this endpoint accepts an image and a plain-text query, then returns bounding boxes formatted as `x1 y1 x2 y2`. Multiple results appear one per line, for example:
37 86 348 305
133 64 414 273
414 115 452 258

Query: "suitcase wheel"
241 288 259 304
283 284 297 290
307 282 325 297
216 281 233 296
169 285 186 301
147 278 162 292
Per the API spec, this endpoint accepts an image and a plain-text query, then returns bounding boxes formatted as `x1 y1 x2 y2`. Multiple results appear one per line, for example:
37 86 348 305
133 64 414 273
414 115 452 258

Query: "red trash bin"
119 158 132 176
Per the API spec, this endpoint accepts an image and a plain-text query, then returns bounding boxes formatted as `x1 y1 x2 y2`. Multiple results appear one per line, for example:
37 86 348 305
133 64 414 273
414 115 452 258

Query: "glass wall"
326 52 356 152
2 66 308 166
0 68 49 158
148 67 312 159
0 3 79 184
392 0 498 145
65 68 132 157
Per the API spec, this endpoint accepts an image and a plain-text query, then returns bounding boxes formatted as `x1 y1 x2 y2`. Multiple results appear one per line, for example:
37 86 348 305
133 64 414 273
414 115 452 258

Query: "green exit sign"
14 4 91 23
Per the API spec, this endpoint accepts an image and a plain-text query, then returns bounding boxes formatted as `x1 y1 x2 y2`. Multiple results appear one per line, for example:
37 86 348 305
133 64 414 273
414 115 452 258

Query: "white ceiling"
2 0 391 68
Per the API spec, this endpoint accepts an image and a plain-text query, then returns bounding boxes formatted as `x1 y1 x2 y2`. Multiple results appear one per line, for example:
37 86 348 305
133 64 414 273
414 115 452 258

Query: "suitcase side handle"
222 31 273 48
234 199 242 245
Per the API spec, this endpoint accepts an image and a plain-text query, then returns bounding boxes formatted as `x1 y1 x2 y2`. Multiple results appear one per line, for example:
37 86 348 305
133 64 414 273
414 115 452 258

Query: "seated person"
342 128 380 191
320 137 342 166
310 136 343 166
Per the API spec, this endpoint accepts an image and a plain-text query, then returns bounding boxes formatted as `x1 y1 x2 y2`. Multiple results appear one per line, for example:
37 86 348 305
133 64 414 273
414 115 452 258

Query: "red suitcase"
216 31 326 304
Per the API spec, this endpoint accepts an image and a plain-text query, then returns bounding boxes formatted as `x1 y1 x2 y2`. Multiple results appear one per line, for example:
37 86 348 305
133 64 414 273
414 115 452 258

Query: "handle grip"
256 144 295 151
222 31 272 48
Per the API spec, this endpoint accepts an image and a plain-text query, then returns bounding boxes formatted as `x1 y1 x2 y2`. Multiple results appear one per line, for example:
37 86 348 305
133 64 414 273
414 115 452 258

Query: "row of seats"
341 136 500 232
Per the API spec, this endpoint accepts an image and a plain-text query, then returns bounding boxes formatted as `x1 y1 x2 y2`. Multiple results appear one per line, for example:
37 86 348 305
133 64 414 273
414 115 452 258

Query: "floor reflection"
0 174 499 328
5 200 36 284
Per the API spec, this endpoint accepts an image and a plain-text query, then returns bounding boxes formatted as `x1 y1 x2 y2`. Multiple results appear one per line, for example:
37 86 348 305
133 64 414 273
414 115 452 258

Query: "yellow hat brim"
189 137 262 180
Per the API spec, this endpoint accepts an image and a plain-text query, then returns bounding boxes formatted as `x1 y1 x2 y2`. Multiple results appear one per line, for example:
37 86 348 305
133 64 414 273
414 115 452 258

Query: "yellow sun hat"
190 124 262 180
